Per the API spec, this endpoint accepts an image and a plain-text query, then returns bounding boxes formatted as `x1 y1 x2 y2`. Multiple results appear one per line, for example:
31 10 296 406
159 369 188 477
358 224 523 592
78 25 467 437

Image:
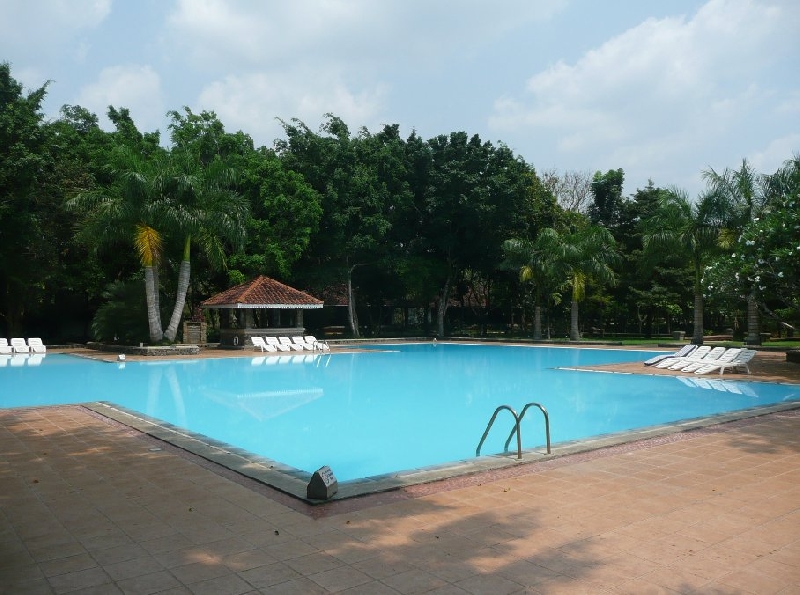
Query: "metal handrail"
476 405 521 458
505 402 551 454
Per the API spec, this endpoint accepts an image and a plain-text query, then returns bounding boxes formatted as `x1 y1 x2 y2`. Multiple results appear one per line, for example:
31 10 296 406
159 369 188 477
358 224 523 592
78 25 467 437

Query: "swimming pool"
2 344 798 493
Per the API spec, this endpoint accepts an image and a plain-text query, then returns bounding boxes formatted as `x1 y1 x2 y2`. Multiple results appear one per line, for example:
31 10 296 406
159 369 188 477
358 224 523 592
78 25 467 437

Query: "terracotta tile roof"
200 275 323 309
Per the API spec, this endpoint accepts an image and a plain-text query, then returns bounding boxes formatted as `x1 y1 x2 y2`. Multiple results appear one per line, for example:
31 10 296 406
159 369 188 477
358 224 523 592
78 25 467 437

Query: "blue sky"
2 0 798 197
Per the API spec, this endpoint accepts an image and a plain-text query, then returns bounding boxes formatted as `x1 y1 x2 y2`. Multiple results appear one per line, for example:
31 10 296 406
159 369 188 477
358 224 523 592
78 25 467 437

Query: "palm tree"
503 229 564 340
68 147 169 343
156 152 248 342
69 147 248 344
703 160 767 344
642 189 728 345
557 225 618 341
507 225 617 341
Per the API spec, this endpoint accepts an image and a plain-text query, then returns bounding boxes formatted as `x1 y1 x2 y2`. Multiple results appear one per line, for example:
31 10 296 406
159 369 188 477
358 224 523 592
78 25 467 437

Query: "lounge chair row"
0 337 46 355
251 335 330 353
650 345 756 375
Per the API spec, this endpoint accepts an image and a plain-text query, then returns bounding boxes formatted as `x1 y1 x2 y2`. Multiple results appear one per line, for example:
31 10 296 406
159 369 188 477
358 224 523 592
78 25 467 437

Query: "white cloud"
748 134 800 174
77 65 165 134
195 70 388 147
166 0 567 72
488 0 799 193
0 0 110 50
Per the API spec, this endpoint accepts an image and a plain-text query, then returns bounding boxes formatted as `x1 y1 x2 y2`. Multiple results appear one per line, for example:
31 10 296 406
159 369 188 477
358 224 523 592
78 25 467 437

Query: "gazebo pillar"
296 309 304 329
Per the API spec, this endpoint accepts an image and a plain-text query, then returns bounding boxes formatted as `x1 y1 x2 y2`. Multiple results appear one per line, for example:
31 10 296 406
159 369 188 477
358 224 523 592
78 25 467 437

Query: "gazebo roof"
200 275 323 310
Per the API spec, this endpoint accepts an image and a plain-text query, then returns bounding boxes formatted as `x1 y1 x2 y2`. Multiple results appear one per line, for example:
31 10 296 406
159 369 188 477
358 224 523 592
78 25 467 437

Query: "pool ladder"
476 402 551 459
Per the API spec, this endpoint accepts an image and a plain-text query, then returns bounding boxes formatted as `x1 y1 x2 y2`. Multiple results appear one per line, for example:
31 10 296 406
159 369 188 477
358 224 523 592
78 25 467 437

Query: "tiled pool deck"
2 346 799 593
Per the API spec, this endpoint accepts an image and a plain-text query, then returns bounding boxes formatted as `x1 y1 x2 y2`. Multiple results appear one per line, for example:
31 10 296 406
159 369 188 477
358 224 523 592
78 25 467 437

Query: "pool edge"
82 399 800 505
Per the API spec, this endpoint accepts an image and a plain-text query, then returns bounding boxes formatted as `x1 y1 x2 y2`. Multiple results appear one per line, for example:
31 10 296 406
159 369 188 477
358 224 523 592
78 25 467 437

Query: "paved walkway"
2 404 799 594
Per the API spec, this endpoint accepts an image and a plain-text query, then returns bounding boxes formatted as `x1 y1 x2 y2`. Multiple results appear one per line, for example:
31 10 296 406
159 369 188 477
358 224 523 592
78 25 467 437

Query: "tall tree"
503 228 566 340
163 109 249 341
642 189 729 345
68 146 170 342
553 224 619 341
541 168 593 213
278 115 397 337
703 159 767 344
0 63 83 338
588 168 625 228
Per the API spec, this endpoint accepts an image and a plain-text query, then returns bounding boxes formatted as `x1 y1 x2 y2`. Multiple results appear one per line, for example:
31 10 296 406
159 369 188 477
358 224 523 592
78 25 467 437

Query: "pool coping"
84 391 800 505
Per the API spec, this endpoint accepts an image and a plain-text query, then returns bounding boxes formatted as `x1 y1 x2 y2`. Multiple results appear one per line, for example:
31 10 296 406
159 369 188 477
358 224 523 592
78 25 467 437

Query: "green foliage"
588 168 624 227
90 280 149 343
3 59 800 342
704 157 800 319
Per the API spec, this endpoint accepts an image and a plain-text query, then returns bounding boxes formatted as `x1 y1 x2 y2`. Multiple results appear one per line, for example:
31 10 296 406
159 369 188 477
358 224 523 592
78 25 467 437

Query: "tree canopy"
1 61 798 344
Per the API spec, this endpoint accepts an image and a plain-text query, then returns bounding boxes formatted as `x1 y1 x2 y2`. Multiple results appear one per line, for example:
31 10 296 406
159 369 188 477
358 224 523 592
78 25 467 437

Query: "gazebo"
200 275 323 348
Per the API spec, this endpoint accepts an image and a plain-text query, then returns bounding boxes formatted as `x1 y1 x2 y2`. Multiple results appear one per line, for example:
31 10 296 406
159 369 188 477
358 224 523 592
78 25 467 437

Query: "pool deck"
2 345 799 593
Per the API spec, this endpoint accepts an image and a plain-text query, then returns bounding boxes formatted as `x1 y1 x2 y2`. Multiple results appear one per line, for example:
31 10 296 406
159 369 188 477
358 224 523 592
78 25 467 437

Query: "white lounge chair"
655 345 711 369
10 338 29 354
304 335 331 352
291 336 315 351
669 346 726 371
680 347 740 372
265 336 291 352
279 337 305 352
644 344 696 366
695 349 757 376
251 336 277 353
0 338 12 355
27 337 47 354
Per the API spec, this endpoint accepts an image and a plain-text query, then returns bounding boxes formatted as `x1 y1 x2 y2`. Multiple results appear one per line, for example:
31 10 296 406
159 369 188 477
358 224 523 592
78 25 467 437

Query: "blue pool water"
1 344 798 482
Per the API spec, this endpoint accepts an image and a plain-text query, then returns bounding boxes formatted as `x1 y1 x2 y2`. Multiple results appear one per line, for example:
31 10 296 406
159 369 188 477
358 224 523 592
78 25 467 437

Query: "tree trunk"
692 289 704 345
347 267 360 338
164 259 191 342
745 290 760 345
144 265 163 343
533 304 542 340
436 273 452 338
570 300 580 341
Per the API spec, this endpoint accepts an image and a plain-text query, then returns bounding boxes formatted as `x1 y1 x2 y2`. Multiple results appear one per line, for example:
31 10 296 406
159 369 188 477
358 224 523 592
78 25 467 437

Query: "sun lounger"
0 338 12 355
10 338 29 354
668 346 726 370
644 344 696 366
655 345 711 369
680 347 740 372
265 336 291 352
251 336 277 353
279 337 305 352
291 337 315 351
27 337 47 354
694 349 757 376
304 335 331 352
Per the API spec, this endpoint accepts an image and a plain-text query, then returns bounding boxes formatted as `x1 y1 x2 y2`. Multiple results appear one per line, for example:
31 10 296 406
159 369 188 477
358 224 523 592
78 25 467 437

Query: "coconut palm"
642 189 728 345
68 147 169 342
508 225 617 341
557 225 618 341
69 147 248 344
156 151 248 342
503 229 565 340
703 160 767 344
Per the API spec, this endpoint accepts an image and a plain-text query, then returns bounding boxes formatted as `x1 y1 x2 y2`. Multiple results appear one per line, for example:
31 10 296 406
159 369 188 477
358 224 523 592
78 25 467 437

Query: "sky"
2 0 798 198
